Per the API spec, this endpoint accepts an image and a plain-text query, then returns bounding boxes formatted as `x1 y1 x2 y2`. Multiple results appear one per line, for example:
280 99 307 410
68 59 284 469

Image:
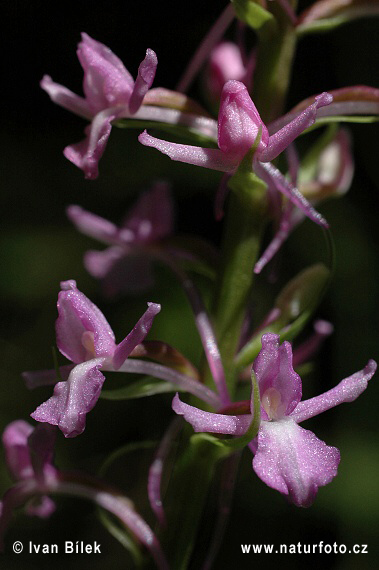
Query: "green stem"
252 3 298 123
212 177 267 396
162 433 230 570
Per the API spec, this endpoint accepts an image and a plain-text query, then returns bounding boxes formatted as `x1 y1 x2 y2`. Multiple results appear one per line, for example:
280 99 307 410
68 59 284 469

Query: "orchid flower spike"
67 182 174 296
41 33 158 179
29 280 160 437
140 80 333 227
173 333 376 507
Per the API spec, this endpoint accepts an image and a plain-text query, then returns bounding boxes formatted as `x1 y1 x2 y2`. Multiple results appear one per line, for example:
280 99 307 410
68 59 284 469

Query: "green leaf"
235 263 331 370
232 0 276 32
163 432 230 569
298 124 338 183
275 263 330 322
100 376 183 400
297 2 379 37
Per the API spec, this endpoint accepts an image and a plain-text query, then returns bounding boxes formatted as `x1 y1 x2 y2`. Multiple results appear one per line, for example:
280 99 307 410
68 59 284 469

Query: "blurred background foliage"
1 1 379 568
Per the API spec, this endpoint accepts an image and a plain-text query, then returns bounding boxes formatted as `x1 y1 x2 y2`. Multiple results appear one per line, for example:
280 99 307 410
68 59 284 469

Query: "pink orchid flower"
67 182 174 296
172 333 376 506
29 280 161 437
41 33 157 179
140 80 333 227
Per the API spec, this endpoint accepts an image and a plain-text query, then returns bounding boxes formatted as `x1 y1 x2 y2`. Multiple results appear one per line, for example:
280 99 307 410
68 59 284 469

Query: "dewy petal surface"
253 418 340 507
30 359 106 438
291 359 377 423
218 80 269 159
253 334 302 419
40 75 92 120
113 303 161 370
260 93 333 162
56 280 115 363
139 131 237 172
172 394 251 435
63 108 118 180
129 49 158 114
78 33 134 112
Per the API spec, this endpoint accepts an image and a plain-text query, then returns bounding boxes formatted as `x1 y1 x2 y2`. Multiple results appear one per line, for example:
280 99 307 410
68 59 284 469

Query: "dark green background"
1 1 379 568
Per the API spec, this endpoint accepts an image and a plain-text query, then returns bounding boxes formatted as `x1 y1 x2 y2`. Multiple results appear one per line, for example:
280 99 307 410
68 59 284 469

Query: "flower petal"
291 359 377 423
67 205 121 245
253 418 340 507
40 75 92 120
78 33 133 112
2 421 34 481
254 159 328 227
30 359 106 438
205 42 246 102
260 93 333 162
56 280 116 363
123 181 174 243
112 303 161 370
129 49 158 114
253 334 302 419
218 80 269 159
254 201 295 274
172 394 251 435
139 130 237 172
63 108 117 179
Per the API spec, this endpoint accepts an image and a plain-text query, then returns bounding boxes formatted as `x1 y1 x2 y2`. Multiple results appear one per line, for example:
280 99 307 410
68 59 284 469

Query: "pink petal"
254 201 295 274
129 49 158 114
206 42 246 101
139 130 236 172
113 303 161 370
2 421 34 481
85 247 156 296
253 418 340 507
172 394 251 435
218 80 269 160
253 334 302 419
78 33 133 112
40 75 92 120
63 108 117 179
67 205 120 245
260 93 333 162
123 181 174 243
291 359 377 423
56 280 115 364
254 159 329 227
30 359 106 438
